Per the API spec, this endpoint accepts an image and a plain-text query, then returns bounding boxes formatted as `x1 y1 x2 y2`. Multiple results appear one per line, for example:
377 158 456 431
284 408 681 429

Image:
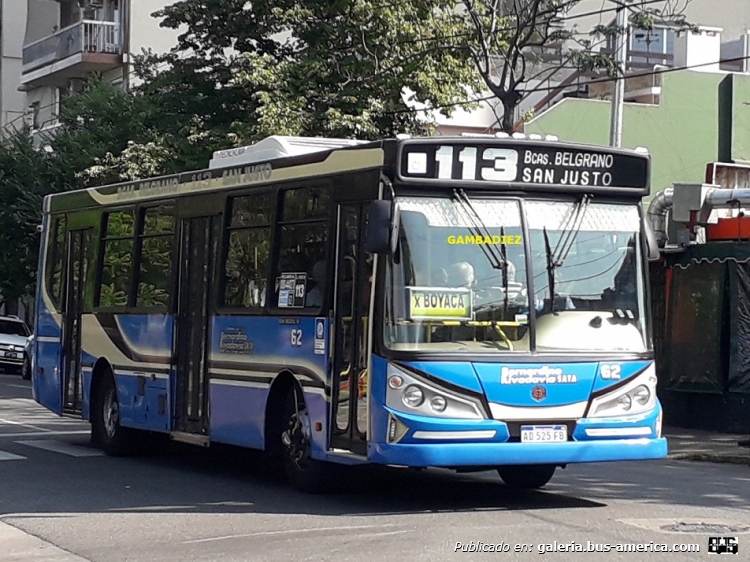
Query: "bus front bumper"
369 437 668 468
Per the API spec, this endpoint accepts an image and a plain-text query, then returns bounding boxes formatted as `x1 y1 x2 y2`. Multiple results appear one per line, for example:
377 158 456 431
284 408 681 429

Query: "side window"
98 210 135 307
136 205 175 308
46 215 67 309
223 193 273 309
274 186 330 310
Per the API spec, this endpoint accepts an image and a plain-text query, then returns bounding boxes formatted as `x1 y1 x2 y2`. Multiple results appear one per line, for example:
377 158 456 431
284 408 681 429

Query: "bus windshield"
383 196 647 353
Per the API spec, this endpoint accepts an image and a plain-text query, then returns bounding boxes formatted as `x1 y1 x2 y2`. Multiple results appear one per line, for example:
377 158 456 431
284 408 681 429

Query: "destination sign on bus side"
112 163 273 200
399 142 649 188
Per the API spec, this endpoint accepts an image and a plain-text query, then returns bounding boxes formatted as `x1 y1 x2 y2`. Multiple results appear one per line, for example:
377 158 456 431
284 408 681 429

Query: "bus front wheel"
21 355 31 380
281 386 331 493
497 464 556 489
92 373 137 456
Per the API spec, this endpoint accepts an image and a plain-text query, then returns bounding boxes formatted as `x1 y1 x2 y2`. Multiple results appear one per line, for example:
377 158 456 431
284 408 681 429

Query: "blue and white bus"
31 134 666 491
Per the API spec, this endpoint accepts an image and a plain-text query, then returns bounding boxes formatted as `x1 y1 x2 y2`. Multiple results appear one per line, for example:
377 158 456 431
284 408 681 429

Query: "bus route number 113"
434 146 518 182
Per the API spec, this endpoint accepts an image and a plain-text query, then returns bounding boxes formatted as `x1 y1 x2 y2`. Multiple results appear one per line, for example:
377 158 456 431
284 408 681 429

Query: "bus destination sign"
399 142 649 189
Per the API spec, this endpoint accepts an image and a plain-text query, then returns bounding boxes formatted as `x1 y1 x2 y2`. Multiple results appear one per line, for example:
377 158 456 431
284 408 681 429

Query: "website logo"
708 537 738 554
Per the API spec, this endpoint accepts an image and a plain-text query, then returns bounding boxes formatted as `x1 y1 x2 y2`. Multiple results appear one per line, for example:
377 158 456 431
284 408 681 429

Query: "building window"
629 26 675 65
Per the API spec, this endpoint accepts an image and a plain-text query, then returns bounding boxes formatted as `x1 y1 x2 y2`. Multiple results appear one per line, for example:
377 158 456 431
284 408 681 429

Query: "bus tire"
281 385 331 493
21 355 31 380
92 372 137 456
497 464 556 489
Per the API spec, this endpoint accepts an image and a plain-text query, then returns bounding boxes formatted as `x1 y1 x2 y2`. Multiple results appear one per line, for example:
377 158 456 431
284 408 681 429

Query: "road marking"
0 430 90 438
0 383 31 390
182 524 400 544
15 440 104 457
0 418 50 432
0 450 26 461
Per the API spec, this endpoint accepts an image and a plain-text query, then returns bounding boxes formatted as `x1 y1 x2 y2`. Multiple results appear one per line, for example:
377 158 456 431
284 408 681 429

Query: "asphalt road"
1 373 749 562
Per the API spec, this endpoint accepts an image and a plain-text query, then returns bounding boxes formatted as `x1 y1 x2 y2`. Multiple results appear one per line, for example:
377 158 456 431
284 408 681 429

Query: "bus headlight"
402 385 425 408
430 395 447 413
617 394 632 411
385 363 485 420
633 385 650 405
588 366 657 418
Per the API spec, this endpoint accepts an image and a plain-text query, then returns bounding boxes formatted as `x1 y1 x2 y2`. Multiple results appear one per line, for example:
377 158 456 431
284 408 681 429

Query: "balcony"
21 20 122 89
598 47 675 70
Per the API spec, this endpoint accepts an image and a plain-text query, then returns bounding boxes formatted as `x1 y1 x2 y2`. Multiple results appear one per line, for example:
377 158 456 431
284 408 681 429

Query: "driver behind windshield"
446 261 476 288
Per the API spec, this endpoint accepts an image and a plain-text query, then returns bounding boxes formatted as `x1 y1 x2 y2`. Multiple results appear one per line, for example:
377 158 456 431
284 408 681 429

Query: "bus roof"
208 136 367 169
43 135 651 213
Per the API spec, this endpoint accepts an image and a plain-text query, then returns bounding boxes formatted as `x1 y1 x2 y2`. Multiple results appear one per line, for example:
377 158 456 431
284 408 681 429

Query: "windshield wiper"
501 225 509 315
452 189 506 271
543 195 591 313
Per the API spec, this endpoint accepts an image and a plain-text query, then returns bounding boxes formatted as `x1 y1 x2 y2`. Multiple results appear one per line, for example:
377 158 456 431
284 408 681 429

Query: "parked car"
0 315 31 380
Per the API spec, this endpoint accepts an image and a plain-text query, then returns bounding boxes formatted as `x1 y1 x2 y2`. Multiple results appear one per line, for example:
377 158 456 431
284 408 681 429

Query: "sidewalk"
664 425 750 465
0 521 88 562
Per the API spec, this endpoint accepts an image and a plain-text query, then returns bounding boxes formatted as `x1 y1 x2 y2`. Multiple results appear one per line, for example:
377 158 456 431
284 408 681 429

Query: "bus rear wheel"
281 385 331 493
92 372 137 456
497 464 556 489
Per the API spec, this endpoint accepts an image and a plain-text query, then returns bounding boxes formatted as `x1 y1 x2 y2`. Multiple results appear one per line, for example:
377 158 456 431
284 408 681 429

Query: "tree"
0 133 71 311
458 0 695 133
133 0 485 149
0 79 163 308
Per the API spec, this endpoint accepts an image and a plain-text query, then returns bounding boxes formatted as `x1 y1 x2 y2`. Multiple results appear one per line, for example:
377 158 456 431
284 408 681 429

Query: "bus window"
46 215 67 310
273 186 330 311
223 193 273 309
136 205 175 308
276 223 328 308
98 210 136 308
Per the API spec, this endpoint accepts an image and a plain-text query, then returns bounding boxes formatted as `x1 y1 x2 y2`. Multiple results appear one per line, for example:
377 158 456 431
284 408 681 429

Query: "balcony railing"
23 20 121 74
599 47 674 69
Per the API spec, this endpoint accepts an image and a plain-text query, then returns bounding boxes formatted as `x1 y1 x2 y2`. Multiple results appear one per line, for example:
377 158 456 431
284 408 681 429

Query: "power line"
529 53 749 93
558 0 680 23
396 53 750 117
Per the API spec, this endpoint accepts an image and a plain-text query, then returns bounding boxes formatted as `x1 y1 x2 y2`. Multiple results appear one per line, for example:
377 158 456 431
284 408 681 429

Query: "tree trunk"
5 298 19 317
500 97 518 134
5 299 18 316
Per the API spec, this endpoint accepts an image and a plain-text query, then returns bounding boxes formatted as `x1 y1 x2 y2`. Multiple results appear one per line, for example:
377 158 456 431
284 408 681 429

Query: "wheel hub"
103 388 119 438
283 405 312 469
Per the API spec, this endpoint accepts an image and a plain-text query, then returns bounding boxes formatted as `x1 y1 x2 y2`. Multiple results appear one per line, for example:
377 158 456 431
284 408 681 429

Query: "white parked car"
0 315 31 380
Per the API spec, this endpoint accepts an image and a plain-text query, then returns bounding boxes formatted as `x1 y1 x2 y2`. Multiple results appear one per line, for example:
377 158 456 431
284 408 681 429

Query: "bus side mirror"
643 215 661 261
366 200 399 255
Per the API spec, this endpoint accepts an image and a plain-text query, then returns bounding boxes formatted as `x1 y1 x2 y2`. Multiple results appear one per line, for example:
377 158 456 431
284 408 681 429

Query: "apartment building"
4 0 178 137
0 1 28 129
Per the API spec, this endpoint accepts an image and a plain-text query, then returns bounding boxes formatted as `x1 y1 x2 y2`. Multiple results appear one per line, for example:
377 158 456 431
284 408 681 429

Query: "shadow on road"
3 375 750 519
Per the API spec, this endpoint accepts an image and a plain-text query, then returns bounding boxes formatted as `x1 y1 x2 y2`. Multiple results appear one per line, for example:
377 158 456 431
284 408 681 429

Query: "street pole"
609 1 629 147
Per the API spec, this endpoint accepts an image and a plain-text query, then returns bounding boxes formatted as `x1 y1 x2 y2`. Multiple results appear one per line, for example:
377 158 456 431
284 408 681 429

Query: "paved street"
1 373 750 562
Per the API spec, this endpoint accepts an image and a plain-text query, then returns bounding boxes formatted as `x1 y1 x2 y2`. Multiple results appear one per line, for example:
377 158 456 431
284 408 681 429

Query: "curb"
668 452 750 465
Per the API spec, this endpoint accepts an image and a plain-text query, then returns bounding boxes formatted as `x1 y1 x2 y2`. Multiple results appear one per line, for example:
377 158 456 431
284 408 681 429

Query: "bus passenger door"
173 212 220 442
330 203 373 455
61 228 90 415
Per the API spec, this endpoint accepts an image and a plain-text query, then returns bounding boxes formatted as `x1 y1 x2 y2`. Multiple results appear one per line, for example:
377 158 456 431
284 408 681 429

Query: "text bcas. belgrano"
522 151 614 186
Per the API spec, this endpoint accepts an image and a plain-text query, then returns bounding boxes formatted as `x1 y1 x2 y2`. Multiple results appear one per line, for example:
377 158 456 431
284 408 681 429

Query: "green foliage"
137 0 483 143
0 133 74 303
79 140 176 187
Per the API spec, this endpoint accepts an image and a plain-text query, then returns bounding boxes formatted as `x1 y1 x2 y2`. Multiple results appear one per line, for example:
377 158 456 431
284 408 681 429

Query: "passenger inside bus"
306 260 328 307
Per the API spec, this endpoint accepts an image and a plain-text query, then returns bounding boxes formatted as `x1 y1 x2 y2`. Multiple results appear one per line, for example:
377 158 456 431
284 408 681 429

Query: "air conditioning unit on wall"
68 79 86 94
